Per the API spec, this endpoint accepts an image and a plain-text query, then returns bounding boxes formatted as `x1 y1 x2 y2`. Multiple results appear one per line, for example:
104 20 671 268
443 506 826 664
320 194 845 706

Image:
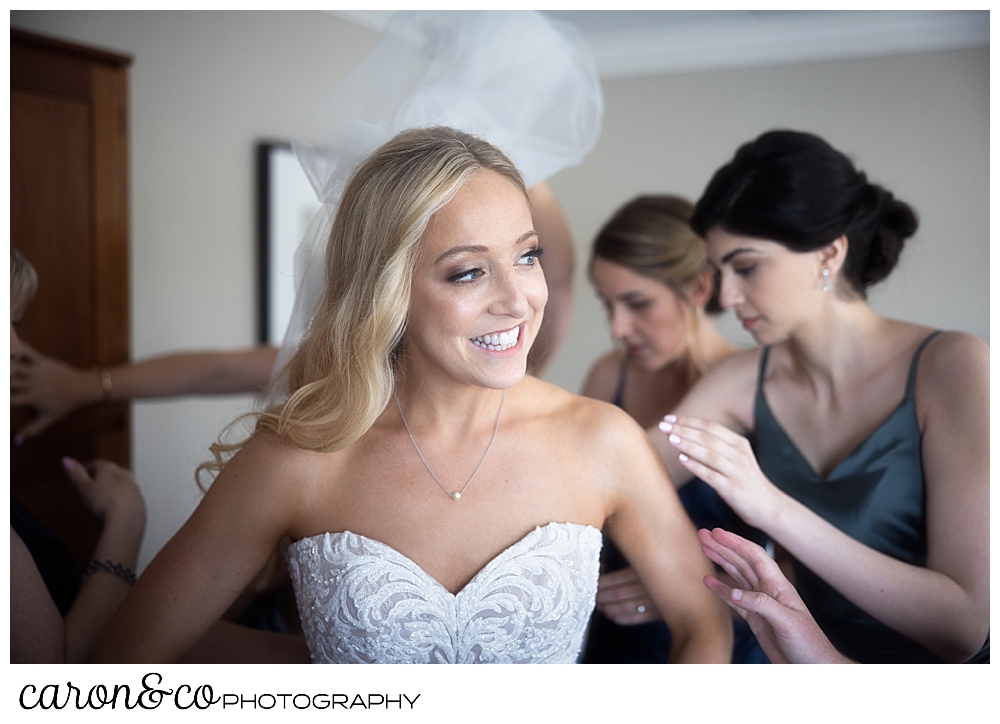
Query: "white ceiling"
329 10 989 78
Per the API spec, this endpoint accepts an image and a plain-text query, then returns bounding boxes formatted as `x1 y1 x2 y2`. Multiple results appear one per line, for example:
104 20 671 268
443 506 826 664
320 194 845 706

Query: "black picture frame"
256 141 322 346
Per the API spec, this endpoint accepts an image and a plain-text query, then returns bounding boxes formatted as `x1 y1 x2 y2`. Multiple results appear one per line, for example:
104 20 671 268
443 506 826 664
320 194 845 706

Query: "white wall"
10 12 988 568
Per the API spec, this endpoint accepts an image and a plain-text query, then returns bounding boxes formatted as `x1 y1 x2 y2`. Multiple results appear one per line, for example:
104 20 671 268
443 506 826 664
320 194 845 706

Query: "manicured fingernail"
663 415 677 423
13 435 24 446
732 589 743 601
658 421 672 432
678 453 689 463
668 433 681 444
61 457 75 472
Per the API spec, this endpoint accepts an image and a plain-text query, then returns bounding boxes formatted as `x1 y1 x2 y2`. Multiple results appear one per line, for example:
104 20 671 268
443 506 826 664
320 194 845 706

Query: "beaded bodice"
286 522 601 663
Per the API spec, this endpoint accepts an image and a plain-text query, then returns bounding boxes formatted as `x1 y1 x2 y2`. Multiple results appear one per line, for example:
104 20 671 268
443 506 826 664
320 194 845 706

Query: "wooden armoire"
11 28 132 574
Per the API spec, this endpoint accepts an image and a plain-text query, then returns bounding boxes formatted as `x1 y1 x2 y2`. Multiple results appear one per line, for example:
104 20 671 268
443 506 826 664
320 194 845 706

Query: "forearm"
97 520 285 662
62 573 134 663
12 346 279 442
96 564 237 664
106 347 277 399
178 620 310 663
668 620 733 663
526 181 574 377
661 563 733 663
62 511 145 663
770 494 988 662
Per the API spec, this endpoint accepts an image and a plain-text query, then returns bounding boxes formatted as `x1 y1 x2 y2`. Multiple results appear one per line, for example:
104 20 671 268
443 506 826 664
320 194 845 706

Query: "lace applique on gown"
286 522 601 663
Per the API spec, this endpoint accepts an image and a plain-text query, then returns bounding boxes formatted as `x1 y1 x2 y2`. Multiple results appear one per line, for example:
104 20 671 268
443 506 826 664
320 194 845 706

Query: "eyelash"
519 247 543 265
447 247 543 284
733 264 757 277
449 268 483 283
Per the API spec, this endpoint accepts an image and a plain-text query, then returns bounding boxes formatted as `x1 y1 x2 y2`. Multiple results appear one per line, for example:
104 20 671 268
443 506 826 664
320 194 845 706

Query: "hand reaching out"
11 343 103 442
659 415 784 529
595 566 661 625
699 528 851 664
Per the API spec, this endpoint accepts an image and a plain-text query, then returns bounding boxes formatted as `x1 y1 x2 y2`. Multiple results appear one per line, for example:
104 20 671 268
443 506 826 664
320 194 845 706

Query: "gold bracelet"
98 368 113 400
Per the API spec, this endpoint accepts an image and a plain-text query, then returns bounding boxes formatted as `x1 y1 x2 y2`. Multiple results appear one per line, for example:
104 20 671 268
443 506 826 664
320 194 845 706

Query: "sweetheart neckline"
287 521 600 598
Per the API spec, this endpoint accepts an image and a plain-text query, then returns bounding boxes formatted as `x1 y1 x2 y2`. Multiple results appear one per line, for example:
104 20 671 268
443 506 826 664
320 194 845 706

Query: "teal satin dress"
754 331 988 663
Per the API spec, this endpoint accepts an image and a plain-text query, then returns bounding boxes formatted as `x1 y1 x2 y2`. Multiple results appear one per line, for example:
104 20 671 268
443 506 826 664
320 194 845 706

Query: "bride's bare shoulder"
514 375 647 447
208 428 347 506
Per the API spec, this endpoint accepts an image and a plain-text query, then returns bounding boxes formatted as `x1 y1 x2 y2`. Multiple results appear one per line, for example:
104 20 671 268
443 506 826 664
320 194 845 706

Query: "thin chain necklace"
394 390 506 502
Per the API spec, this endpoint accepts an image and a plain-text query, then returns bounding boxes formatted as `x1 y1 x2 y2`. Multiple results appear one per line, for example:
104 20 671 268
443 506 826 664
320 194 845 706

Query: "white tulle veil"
267 10 603 402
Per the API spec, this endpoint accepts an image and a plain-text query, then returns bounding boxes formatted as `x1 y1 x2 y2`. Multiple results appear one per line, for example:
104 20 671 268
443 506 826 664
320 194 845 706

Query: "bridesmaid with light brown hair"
580 195 767 664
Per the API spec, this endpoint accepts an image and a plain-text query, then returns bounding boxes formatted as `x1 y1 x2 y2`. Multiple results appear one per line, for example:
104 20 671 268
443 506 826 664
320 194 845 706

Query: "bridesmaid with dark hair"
652 130 989 663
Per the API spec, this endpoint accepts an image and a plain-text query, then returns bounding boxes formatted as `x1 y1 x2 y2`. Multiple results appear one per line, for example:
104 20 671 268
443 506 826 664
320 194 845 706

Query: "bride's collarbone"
282 395 609 539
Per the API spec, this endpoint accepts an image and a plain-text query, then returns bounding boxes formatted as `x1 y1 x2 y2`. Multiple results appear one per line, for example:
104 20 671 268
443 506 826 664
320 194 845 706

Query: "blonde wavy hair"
199 127 526 486
11 247 38 310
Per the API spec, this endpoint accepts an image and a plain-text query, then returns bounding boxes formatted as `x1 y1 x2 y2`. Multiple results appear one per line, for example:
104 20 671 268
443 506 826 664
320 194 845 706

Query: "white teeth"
471 325 520 351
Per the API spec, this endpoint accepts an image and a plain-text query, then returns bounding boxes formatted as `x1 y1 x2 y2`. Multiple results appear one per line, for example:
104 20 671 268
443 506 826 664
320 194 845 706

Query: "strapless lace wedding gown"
286 522 601 663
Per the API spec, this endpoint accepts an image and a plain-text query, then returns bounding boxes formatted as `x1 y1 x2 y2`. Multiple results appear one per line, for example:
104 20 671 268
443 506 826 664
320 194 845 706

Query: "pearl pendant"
451 492 462 501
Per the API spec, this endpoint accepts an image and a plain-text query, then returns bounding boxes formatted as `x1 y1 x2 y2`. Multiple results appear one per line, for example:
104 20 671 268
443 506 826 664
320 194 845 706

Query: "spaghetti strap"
904 331 943 401
611 357 628 408
756 346 772 389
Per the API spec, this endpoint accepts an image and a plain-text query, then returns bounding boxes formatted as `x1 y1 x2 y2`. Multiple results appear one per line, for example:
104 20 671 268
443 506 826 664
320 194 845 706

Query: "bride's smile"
403 169 547 390
470 322 522 352
95 128 732 665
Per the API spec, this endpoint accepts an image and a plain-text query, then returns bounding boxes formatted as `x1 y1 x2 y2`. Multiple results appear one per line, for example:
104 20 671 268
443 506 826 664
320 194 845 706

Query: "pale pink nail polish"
61 457 75 472
658 422 672 432
668 433 681 444
663 415 677 423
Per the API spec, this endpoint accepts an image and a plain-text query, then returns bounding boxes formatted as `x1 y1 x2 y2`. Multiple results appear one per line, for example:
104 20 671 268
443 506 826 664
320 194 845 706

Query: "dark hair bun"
847 183 918 288
692 130 919 297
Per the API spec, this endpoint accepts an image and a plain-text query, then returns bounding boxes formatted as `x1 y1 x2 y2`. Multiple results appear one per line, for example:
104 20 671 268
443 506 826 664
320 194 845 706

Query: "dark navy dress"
11 496 78 615
582 363 769 664
753 332 988 663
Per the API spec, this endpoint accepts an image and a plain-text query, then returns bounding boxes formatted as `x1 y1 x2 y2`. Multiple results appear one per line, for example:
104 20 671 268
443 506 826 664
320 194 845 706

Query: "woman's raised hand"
11 343 104 442
595 566 662 625
699 528 850 664
659 414 783 529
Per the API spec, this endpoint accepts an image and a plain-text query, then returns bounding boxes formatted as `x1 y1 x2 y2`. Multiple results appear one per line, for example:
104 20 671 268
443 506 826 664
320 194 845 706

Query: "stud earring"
821 268 832 293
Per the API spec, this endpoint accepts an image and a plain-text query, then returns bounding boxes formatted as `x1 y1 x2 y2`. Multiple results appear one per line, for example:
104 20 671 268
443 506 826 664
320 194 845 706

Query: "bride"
96 127 731 664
